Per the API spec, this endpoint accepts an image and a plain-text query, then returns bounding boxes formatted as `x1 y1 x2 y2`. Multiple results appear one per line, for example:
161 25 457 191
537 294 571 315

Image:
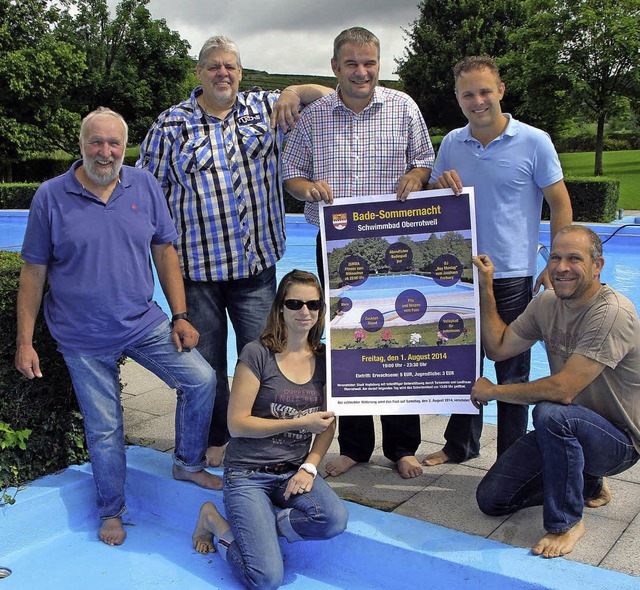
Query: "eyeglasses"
283 299 323 311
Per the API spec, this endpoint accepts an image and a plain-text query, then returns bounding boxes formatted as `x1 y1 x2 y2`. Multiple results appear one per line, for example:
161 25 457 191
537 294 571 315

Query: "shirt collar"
331 85 383 113
460 113 519 143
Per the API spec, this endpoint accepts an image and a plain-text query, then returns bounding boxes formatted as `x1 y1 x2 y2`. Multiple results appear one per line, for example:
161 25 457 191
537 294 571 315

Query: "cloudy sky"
108 0 422 80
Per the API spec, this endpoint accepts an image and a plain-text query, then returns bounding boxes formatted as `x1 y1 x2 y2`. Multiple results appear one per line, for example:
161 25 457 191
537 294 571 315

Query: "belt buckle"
265 462 290 474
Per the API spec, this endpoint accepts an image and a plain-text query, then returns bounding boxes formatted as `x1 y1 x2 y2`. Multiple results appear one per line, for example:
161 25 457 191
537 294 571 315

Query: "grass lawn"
559 150 640 210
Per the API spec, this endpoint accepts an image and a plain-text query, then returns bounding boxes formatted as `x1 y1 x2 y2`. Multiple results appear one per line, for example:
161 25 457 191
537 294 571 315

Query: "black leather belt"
254 462 299 474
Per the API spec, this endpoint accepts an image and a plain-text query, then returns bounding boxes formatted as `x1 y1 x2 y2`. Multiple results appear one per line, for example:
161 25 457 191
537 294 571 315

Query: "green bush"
555 130 639 153
542 177 620 223
0 251 88 490
0 184 39 209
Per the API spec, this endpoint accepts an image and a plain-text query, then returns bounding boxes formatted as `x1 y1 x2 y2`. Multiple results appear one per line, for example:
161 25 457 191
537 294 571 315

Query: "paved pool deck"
120 359 640 582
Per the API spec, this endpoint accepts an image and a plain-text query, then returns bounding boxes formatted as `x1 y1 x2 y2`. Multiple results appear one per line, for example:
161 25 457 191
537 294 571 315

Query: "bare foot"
99 517 126 546
192 502 231 554
397 455 423 479
422 449 452 466
205 444 227 468
586 478 611 508
531 520 585 558
173 465 223 490
325 455 357 477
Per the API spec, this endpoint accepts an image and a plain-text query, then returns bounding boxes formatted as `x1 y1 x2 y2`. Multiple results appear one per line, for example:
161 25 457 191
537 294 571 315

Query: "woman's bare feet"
172 465 223 490
205 444 227 468
325 455 357 477
192 502 231 554
99 517 126 546
422 449 452 466
397 455 423 478
531 520 585 558
585 478 611 508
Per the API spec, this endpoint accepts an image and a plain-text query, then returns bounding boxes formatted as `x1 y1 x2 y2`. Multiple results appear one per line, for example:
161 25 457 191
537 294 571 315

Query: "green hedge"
0 184 39 209
0 174 621 223
542 177 620 223
554 131 640 153
8 155 140 183
0 252 88 490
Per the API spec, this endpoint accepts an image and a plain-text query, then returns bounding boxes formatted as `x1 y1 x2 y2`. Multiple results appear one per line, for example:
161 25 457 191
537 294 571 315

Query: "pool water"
3 211 640 423
332 273 474 301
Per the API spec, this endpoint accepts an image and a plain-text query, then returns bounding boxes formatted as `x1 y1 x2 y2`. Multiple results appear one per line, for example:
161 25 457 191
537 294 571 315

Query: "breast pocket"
238 123 275 159
178 136 214 173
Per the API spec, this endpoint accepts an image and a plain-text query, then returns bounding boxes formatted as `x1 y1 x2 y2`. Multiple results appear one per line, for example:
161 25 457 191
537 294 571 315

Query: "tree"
396 0 527 131
0 0 86 173
504 0 640 175
55 0 193 142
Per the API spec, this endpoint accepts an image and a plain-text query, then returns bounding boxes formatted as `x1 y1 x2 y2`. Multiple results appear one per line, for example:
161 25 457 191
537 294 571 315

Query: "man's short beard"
84 157 124 186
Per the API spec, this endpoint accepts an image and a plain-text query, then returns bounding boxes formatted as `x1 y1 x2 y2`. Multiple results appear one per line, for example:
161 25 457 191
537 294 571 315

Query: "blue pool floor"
1 446 638 590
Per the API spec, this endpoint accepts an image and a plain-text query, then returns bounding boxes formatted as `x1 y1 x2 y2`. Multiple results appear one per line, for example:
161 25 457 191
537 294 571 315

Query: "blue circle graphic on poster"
395 289 427 321
432 254 463 287
337 297 353 313
339 255 369 286
385 242 413 271
438 312 464 339
360 309 384 332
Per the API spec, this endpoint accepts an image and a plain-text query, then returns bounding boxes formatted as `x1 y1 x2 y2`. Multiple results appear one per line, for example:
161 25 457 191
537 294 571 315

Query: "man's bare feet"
422 449 452 466
325 455 357 477
397 455 423 479
531 520 585 558
205 444 227 468
585 478 611 508
172 465 223 490
192 501 231 554
99 517 126 546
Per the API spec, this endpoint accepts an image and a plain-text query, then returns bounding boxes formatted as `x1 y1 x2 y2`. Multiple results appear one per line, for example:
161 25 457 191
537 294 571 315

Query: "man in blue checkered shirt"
282 27 435 479
138 36 332 468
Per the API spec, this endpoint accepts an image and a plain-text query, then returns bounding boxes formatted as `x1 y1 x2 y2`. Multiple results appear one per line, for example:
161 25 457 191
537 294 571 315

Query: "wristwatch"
298 463 317 479
170 312 191 326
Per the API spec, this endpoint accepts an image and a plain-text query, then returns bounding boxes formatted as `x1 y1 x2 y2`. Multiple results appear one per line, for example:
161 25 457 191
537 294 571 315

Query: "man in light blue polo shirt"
15 108 219 547
424 56 572 467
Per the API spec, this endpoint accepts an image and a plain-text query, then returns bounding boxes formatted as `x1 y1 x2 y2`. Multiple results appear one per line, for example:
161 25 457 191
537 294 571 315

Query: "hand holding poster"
320 189 480 416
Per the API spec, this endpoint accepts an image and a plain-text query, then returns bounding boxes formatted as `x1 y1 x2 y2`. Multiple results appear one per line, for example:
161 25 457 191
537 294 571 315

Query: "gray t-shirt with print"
224 340 326 469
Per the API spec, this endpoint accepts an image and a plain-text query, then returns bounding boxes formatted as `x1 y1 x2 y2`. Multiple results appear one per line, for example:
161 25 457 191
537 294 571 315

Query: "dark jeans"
185 266 276 447
477 401 640 532
316 231 420 461
443 276 532 462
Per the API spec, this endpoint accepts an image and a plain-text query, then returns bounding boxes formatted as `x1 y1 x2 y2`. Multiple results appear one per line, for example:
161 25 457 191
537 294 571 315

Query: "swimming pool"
332 273 474 302
3 211 640 390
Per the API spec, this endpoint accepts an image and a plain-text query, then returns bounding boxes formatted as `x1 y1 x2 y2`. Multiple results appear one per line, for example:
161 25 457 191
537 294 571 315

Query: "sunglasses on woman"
283 299 323 311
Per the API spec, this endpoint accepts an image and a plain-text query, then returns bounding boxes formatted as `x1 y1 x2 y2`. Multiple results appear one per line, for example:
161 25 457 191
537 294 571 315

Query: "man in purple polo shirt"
15 108 218 547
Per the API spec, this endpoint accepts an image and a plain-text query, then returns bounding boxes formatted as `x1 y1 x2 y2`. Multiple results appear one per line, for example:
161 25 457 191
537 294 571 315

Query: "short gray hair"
79 107 128 146
333 27 380 61
556 225 603 261
198 35 242 68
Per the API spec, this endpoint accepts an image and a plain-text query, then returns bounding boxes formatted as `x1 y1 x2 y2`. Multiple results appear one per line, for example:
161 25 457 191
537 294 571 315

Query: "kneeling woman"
192 270 348 589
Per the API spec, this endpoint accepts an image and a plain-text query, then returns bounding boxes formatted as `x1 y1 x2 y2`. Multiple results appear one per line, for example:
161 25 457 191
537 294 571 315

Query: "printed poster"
320 190 480 416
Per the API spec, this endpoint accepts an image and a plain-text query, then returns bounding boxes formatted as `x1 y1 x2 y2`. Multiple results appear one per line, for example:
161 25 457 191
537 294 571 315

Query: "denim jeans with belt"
219 467 349 590
64 320 216 520
476 401 640 533
443 276 532 462
185 266 276 447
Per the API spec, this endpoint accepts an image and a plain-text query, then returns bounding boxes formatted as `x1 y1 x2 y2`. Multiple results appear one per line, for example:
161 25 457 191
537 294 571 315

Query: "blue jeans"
219 467 349 590
476 401 640 533
64 320 216 520
443 277 532 462
185 266 276 447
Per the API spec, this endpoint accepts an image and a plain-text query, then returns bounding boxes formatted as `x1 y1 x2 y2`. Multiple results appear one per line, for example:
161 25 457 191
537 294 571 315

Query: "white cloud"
109 0 421 79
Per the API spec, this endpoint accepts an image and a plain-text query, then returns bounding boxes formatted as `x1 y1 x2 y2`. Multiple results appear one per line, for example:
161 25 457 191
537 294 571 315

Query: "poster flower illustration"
354 329 366 343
